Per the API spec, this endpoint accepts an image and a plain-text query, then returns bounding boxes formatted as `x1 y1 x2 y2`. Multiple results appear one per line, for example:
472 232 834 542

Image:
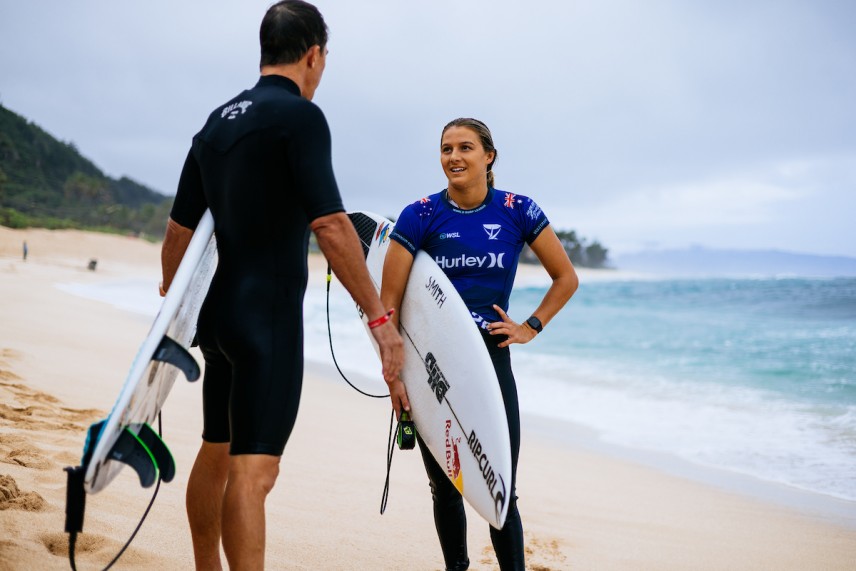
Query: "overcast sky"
2 0 855 256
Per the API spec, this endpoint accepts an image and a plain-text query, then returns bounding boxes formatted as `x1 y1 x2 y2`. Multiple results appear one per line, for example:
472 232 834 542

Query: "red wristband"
368 308 395 329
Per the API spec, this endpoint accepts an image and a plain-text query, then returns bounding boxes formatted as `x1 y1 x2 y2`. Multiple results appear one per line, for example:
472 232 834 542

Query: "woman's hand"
487 304 538 348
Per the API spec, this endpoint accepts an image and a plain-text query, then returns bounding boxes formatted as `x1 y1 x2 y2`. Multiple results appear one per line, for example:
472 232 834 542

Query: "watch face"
526 316 543 333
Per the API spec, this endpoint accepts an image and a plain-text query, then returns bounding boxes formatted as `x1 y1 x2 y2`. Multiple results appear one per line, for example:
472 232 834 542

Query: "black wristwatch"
525 315 543 333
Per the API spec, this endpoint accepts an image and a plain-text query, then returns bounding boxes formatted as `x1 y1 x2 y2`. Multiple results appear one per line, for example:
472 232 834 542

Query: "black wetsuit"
170 75 344 456
391 190 547 570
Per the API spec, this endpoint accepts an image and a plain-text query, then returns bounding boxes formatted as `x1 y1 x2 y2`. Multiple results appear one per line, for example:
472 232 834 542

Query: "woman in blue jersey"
381 118 578 571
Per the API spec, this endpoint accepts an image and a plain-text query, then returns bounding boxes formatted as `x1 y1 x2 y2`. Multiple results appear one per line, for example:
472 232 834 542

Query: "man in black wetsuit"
160 2 406 568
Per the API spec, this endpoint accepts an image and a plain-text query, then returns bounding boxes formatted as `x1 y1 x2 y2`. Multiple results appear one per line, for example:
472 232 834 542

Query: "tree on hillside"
521 228 609 268
585 242 609 267
63 172 110 204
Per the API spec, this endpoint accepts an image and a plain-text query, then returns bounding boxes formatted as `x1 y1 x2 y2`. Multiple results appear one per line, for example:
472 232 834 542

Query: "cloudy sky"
2 0 854 257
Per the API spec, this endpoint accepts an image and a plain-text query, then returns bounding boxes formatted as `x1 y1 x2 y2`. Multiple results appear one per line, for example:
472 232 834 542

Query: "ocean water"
312 276 856 503
60 274 856 504
511 277 856 502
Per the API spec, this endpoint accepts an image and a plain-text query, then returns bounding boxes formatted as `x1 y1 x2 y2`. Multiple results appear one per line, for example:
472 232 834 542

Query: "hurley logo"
483 224 501 240
435 253 505 269
222 101 253 120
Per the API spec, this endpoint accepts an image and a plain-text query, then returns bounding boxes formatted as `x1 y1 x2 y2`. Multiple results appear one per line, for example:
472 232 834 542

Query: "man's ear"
306 45 322 69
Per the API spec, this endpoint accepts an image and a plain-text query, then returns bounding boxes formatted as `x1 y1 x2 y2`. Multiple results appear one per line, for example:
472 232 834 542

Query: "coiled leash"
64 414 165 571
325 265 415 514
326 266 389 399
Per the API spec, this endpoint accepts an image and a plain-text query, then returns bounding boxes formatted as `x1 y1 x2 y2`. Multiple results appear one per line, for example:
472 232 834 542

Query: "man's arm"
311 212 405 386
378 240 416 418
160 217 195 295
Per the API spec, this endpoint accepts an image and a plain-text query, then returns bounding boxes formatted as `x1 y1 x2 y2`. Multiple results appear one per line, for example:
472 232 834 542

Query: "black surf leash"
325 265 416 514
326 265 388 399
64 414 165 571
380 410 416 514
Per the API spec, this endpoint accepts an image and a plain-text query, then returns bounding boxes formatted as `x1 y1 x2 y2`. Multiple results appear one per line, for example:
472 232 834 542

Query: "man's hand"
385 377 410 419
369 317 408 418
370 318 404 385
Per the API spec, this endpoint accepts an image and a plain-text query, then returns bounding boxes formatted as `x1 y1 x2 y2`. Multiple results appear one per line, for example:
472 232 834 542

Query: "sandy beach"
1 226 855 570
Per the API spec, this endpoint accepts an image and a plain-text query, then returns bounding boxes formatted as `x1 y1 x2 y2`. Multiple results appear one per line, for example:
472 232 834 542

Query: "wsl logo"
483 224 501 240
434 253 505 269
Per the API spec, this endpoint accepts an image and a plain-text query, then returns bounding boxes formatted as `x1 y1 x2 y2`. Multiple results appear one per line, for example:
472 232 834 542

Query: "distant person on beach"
159 1 404 568
381 118 578 570
22 241 27 261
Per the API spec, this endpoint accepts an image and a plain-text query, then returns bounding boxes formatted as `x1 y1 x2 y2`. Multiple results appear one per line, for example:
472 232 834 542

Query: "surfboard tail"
80 420 175 489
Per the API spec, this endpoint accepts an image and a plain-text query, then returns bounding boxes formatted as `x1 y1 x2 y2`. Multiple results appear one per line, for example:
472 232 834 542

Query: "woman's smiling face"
440 126 496 191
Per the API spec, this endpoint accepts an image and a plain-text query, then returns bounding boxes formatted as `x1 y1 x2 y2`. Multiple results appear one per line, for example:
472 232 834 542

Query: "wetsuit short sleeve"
287 103 345 221
170 149 208 230
520 196 550 244
390 199 431 256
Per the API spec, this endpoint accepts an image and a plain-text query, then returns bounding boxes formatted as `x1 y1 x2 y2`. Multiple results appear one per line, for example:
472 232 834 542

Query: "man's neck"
260 64 307 97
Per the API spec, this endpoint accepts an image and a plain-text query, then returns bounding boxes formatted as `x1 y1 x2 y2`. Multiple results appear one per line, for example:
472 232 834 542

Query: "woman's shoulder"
406 189 445 206
490 187 541 211
399 190 446 216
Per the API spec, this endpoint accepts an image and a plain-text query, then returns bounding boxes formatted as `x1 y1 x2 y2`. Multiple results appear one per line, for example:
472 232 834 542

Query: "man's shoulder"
194 84 324 143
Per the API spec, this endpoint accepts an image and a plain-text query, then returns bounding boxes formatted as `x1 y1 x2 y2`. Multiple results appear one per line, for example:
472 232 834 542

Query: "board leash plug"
396 412 416 450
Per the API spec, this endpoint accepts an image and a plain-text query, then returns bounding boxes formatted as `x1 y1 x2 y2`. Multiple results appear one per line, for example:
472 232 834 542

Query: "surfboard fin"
103 424 176 488
135 423 176 483
108 427 159 488
153 334 200 382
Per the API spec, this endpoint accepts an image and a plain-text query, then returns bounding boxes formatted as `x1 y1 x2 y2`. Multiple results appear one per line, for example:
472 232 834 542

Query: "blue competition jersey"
390 188 549 328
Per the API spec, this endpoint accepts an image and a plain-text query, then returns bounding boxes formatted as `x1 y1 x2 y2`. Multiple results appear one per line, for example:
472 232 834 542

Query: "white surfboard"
348 211 512 529
83 210 217 494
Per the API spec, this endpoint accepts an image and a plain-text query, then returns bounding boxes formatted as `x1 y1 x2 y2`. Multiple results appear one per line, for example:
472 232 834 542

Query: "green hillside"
0 103 171 237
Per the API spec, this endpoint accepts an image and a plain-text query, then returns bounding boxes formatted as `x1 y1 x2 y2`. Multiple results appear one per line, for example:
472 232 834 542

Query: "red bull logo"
445 420 464 493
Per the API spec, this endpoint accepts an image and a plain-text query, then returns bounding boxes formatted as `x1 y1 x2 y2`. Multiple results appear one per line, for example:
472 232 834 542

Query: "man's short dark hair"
260 0 328 67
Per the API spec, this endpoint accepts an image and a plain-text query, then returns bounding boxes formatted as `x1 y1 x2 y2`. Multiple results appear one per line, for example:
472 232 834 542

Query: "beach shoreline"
2 225 855 570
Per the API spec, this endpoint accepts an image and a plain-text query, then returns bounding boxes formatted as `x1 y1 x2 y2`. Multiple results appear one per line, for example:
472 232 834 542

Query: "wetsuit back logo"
221 100 253 120
483 224 501 240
